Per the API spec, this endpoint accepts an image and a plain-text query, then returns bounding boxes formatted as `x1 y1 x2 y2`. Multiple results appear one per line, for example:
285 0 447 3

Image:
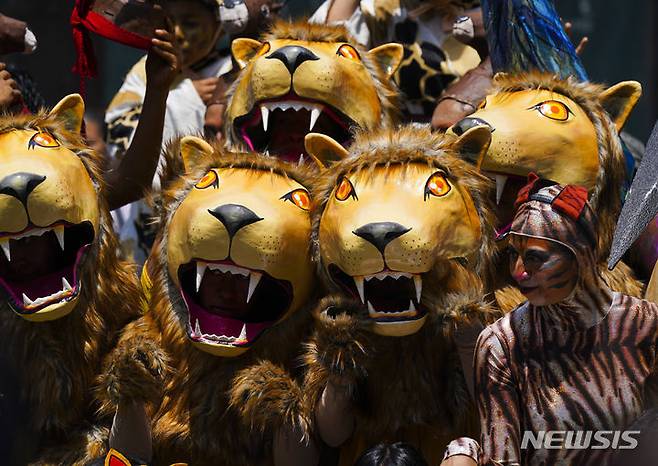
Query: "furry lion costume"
0 95 141 465
300 125 501 465
102 139 321 465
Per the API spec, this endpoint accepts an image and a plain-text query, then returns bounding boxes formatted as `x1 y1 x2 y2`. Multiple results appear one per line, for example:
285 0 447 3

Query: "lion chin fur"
0 112 142 465
103 146 318 465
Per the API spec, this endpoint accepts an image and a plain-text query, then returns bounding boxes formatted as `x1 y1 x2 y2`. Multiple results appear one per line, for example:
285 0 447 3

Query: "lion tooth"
260 105 270 132
298 154 304 165
309 106 322 131
408 300 416 312
367 301 376 314
413 275 422 303
238 323 247 341
0 239 9 262
354 276 365 303
62 277 72 291
53 225 65 250
22 293 33 307
247 272 262 303
195 319 202 337
495 175 508 205
196 262 207 292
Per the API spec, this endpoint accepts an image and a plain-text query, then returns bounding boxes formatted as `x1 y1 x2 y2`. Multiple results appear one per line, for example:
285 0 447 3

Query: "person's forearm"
315 380 355 447
326 0 360 22
105 86 168 210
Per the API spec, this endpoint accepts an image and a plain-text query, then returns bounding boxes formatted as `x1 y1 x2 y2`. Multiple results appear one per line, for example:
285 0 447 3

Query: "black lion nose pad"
451 117 493 136
208 204 263 238
0 172 46 206
266 45 320 74
352 222 411 255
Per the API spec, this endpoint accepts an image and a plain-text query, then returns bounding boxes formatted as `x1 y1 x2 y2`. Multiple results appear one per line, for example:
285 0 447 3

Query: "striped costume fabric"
444 183 658 465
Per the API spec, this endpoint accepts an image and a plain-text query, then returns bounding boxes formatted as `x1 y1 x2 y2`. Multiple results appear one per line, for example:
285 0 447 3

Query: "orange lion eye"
424 172 451 200
257 42 271 57
281 188 311 211
534 100 571 121
477 98 487 110
337 44 360 61
335 177 357 201
28 131 59 149
195 170 219 190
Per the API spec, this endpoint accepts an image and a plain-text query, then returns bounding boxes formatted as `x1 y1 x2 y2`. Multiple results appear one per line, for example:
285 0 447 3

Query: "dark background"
1 0 657 141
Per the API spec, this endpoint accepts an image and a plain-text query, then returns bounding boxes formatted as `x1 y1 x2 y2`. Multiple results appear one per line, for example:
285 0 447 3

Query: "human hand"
145 24 182 92
204 102 225 142
0 63 21 109
192 77 219 104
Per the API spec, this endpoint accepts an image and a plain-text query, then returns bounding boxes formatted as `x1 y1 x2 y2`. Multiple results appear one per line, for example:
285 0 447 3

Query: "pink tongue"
183 292 273 344
0 265 74 307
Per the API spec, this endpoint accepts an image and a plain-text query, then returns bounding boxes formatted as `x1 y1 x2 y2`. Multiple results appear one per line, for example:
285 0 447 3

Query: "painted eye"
534 100 571 121
195 170 219 189
281 188 311 211
337 44 360 61
335 177 357 201
28 131 59 149
424 172 451 200
257 42 271 57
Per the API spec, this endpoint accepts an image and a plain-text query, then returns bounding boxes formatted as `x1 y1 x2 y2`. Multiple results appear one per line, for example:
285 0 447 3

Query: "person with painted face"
441 175 658 466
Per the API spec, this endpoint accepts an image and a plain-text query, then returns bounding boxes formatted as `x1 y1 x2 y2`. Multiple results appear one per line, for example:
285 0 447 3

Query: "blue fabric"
482 0 588 80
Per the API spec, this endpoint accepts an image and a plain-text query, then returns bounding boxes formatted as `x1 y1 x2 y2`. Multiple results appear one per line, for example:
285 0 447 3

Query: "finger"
11 89 22 98
164 15 176 34
576 36 589 55
0 63 5 71
0 70 10 80
7 79 17 89
152 38 176 54
152 47 178 68
564 21 573 37
154 28 174 42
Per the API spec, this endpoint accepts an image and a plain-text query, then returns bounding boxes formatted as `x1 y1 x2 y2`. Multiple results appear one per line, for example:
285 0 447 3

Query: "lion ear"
180 136 214 172
304 133 349 169
49 94 85 134
232 38 264 69
599 81 642 131
367 43 403 79
452 126 492 166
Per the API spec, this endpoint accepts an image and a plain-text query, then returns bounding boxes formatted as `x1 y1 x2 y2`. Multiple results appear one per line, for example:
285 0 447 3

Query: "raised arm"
326 0 360 22
104 26 182 210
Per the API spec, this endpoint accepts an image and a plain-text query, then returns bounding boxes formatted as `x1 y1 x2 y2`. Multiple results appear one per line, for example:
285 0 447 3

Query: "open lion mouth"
234 94 354 163
0 221 94 314
329 264 425 322
178 260 293 347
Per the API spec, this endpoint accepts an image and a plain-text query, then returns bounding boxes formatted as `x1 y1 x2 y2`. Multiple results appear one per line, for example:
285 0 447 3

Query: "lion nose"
451 117 493 136
0 172 46 206
208 204 263 238
267 45 319 74
353 222 411 254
